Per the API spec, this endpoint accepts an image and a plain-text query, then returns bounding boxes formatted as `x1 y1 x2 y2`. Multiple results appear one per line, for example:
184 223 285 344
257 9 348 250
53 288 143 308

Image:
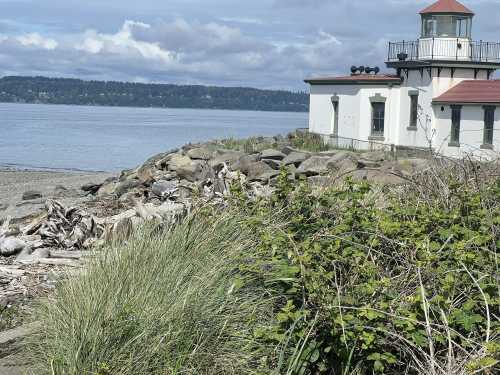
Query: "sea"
0 103 307 172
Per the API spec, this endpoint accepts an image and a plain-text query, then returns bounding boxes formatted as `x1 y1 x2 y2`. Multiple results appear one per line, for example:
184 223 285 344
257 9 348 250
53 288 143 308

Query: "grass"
29 214 280 375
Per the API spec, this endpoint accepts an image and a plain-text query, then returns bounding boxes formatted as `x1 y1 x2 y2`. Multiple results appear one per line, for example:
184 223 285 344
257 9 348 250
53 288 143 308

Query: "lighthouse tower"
305 0 500 158
386 0 500 150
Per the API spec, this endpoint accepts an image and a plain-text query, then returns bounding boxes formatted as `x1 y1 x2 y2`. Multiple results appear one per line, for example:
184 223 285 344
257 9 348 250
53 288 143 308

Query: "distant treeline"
0 76 309 112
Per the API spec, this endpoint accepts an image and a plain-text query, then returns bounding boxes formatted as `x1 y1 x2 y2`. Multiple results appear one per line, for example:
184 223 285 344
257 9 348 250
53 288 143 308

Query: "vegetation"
0 76 309 112
30 160 499 374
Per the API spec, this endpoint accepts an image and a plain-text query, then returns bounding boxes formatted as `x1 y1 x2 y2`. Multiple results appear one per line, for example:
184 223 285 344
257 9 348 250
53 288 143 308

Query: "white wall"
308 84 397 146
434 104 500 160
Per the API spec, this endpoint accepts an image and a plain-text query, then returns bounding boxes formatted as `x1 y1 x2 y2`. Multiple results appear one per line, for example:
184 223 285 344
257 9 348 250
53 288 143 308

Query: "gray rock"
187 147 214 160
152 180 179 198
97 181 119 197
0 237 27 256
281 145 302 155
357 159 382 169
115 180 141 197
349 170 405 185
327 151 355 166
283 151 309 167
296 156 331 176
332 158 358 175
210 150 246 169
0 203 8 212
80 182 102 195
250 170 280 183
232 154 260 174
246 161 275 182
136 164 156 184
176 160 209 183
360 150 387 162
262 159 282 170
167 154 194 172
22 191 42 201
260 149 286 161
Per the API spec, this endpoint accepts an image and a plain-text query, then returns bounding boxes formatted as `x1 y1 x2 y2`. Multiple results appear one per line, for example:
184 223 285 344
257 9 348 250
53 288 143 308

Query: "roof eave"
304 79 402 85
433 100 500 105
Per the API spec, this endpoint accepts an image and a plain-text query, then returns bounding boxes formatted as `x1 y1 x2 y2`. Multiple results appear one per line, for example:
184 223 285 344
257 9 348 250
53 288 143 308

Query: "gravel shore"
0 169 113 221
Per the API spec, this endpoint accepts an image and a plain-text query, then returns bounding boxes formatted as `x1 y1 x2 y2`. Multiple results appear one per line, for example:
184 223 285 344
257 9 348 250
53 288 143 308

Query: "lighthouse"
305 0 500 158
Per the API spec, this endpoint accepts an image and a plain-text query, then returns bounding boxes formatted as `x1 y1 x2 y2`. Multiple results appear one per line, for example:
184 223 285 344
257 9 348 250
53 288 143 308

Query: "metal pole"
432 37 435 59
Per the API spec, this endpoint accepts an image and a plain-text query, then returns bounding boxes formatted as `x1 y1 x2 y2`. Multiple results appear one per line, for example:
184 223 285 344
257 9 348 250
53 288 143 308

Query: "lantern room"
420 0 474 39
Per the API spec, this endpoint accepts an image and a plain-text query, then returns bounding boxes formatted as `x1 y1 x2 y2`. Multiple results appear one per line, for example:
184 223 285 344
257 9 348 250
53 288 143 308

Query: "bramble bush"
230 166 499 374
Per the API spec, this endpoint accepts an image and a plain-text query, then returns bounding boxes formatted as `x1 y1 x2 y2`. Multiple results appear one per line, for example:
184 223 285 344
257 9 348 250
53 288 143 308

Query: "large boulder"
136 164 156 184
81 182 103 195
152 180 179 199
210 150 246 169
176 161 209 183
260 149 286 161
115 180 141 197
186 147 214 160
22 191 42 201
296 156 331 176
167 154 194 172
283 151 309 167
262 159 282 170
231 154 260 174
246 161 275 182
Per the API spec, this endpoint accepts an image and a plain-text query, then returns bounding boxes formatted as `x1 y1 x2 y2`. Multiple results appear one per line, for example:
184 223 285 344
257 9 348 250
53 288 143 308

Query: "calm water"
0 103 307 172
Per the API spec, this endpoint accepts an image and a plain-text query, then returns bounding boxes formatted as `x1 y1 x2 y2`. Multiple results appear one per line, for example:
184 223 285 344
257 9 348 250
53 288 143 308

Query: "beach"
0 169 113 221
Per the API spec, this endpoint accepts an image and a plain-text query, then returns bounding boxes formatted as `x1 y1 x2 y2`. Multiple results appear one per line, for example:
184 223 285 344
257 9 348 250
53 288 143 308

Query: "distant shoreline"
0 100 308 114
0 76 309 113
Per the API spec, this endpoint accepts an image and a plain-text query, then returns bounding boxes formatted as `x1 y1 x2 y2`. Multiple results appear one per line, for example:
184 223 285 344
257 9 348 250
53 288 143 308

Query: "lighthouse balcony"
387 39 500 65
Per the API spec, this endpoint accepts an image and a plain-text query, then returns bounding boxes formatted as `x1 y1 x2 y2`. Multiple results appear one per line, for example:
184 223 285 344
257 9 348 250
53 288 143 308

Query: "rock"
327 151 356 166
246 161 274 182
0 237 27 256
250 182 273 199
308 176 333 188
210 150 246 169
296 156 331 176
357 159 382 169
283 151 309 167
232 154 260 174
152 180 179 199
176 160 208 183
22 191 42 201
136 164 156 184
281 145 302 155
0 203 7 211
54 185 80 198
260 149 286 161
360 150 387 162
119 190 144 204
115 180 141 197
15 198 44 207
167 154 194 172
82 182 99 194
253 170 280 183
97 182 118 197
262 159 282 170
187 147 214 160
333 158 358 175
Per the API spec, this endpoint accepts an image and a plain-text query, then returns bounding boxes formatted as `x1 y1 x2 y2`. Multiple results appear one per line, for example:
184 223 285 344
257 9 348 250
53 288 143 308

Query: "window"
450 105 462 146
371 102 385 137
409 92 419 129
421 15 471 38
483 106 495 147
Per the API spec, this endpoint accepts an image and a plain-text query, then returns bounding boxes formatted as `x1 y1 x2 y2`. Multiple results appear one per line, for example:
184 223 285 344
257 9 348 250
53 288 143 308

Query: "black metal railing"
387 39 500 63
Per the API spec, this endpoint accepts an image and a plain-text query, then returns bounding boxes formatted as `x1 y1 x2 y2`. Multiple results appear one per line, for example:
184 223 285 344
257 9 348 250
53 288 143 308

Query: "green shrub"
30 215 279 375
232 170 499 374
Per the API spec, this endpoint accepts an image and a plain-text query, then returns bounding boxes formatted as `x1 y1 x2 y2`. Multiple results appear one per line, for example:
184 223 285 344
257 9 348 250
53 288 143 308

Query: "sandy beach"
0 169 114 221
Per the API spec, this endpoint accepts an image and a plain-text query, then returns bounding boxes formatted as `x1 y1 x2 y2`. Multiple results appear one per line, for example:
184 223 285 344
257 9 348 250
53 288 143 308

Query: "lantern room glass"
421 15 472 38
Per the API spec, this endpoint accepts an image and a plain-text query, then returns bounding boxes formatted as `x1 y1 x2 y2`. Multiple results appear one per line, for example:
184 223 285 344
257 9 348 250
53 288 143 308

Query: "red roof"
433 80 500 104
305 74 402 85
420 0 474 15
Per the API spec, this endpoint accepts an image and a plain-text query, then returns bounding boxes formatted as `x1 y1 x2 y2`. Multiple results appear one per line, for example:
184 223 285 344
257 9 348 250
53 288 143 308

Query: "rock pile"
0 134 433 312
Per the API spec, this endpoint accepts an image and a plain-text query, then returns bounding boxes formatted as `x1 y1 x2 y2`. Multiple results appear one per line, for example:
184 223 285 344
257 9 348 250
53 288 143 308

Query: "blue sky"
0 0 499 89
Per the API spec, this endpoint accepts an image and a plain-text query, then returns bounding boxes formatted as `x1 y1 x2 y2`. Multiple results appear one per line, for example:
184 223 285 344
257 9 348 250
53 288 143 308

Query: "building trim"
304 78 402 85
433 101 500 106
386 60 500 69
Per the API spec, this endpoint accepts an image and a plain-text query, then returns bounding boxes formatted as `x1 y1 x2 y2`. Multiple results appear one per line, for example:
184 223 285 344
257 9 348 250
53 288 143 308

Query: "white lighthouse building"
305 0 500 158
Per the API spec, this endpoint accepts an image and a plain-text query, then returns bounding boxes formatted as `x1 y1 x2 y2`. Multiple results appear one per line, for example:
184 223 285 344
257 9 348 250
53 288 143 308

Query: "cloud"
0 0 499 88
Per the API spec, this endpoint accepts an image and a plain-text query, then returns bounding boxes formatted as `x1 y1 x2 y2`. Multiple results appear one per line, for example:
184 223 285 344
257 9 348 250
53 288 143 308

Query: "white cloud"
16 32 58 50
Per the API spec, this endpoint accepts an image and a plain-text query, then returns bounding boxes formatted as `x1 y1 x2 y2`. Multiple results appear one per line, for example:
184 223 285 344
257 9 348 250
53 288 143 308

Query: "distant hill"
0 76 309 112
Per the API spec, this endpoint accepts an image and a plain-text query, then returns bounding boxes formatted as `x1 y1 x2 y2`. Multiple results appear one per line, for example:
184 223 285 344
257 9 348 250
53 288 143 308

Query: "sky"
0 0 499 90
